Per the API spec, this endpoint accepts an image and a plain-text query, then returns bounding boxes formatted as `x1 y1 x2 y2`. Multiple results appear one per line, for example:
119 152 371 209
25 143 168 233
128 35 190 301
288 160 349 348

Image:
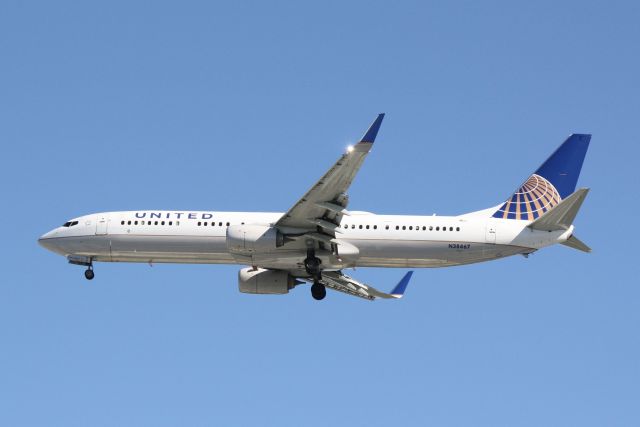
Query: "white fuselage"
38 210 572 273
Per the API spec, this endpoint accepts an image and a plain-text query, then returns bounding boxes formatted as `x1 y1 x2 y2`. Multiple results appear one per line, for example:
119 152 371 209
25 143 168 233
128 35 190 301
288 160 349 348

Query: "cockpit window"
62 221 79 227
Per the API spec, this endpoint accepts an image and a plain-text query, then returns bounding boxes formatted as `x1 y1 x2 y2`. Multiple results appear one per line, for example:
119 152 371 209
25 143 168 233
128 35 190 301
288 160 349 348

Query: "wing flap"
308 218 344 233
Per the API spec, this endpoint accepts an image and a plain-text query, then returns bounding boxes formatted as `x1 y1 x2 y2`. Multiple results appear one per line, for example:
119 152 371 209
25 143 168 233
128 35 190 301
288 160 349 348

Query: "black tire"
311 282 326 300
84 269 95 280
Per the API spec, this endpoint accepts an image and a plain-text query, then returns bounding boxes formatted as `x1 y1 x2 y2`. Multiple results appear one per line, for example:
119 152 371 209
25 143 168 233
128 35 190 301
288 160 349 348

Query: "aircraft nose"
39 229 54 241
38 229 61 253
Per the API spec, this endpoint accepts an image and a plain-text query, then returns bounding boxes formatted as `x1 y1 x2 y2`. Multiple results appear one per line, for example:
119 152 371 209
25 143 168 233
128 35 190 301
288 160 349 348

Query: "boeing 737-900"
38 114 591 301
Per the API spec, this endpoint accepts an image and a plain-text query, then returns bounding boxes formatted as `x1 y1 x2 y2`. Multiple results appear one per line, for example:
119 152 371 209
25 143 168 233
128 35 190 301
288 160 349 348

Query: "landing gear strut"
311 282 326 300
304 249 322 278
68 256 95 280
304 249 325 300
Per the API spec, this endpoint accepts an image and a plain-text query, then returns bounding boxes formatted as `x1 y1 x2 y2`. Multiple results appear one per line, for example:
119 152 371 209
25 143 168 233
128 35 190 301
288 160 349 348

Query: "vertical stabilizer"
492 134 590 221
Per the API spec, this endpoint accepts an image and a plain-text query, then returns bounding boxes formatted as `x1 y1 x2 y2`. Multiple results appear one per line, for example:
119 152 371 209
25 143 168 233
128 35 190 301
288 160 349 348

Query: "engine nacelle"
238 267 297 295
226 224 283 255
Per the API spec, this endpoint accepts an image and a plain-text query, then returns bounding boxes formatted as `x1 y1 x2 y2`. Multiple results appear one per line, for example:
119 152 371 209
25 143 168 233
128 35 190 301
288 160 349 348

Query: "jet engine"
238 267 299 294
226 224 284 255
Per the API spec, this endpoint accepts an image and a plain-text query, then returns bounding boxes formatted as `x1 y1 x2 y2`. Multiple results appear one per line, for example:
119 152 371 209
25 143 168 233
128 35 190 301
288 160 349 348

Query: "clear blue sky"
2 1 639 425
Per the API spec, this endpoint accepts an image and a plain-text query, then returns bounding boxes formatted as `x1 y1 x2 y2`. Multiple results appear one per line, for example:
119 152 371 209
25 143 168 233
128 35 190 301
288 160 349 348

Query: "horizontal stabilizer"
562 235 592 253
528 188 589 232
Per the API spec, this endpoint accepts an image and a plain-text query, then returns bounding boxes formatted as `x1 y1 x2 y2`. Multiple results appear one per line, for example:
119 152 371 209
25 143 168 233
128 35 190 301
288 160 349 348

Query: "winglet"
359 113 385 144
389 271 413 298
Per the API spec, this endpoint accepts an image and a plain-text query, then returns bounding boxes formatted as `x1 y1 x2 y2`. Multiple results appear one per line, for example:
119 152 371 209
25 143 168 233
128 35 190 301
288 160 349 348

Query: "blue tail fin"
492 134 591 221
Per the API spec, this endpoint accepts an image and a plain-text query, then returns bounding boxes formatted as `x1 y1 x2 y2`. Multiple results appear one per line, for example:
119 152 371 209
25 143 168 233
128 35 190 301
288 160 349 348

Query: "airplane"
38 114 591 301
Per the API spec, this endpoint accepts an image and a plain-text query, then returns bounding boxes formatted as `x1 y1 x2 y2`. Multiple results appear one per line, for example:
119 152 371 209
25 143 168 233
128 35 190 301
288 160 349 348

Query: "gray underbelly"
57 235 529 268
346 238 529 268
57 234 233 264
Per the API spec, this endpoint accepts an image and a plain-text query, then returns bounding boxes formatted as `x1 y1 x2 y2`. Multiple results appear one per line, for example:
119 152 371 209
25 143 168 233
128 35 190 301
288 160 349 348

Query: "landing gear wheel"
311 282 326 300
84 268 94 280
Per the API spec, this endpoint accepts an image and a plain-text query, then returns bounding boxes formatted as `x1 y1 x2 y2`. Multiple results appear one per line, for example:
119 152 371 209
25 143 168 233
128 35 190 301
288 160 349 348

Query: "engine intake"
238 267 298 295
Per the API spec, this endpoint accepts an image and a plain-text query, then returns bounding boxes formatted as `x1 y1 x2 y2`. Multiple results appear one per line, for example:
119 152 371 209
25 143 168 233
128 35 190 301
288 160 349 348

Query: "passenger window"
127 220 131 225
176 221 180 226
198 222 201 226
141 221 145 225
396 226 399 230
359 225 363 229
352 225 355 229
226 222 230 226
161 221 165 225
429 226 433 231
456 227 460 231
450 227 453 231
204 222 208 226
169 221 173 226
155 221 159 225
343 224 348 228
219 222 222 226
409 226 413 230
436 226 440 231
134 221 138 225
422 226 426 231
121 221 125 225
385 225 389 230
402 226 406 230
373 225 377 230
366 225 370 229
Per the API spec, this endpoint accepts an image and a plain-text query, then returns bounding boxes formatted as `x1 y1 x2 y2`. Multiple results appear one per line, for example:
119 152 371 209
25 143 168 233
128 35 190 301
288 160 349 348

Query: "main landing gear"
304 249 326 301
311 282 326 300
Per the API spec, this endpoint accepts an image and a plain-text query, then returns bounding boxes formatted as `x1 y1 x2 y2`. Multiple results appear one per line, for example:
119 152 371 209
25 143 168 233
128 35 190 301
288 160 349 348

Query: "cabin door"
485 224 496 243
96 216 108 235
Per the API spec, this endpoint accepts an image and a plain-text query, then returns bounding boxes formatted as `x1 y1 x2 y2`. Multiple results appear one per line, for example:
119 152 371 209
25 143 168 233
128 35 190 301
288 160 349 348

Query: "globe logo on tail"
493 174 561 221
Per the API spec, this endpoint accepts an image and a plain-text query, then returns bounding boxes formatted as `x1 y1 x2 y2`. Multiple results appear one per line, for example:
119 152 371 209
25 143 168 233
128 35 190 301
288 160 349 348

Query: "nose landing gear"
68 256 95 281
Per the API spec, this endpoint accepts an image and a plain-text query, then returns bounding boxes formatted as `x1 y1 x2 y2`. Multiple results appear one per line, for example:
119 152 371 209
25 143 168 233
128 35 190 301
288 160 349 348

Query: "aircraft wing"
303 270 413 301
275 114 385 234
